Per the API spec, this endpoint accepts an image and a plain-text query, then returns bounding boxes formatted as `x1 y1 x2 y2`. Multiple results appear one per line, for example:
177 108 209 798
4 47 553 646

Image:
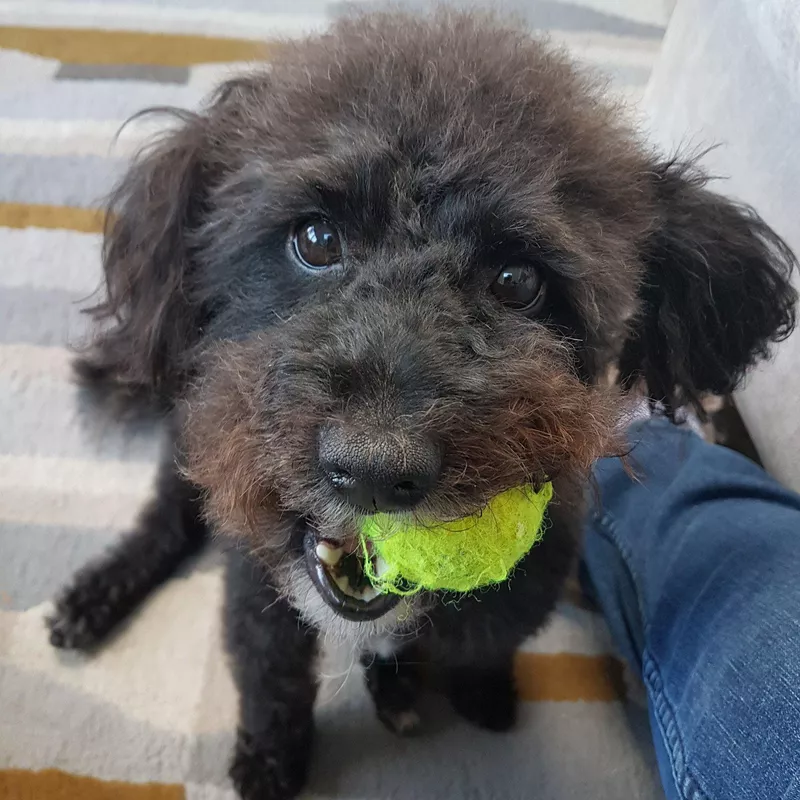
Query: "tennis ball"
359 483 553 595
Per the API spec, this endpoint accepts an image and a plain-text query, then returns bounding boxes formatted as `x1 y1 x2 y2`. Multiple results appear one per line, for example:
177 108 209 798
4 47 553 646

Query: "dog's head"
90 12 796 640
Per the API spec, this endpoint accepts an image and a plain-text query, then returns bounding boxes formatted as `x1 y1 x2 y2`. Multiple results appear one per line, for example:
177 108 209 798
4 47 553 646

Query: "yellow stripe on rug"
515 653 626 702
0 202 103 234
0 769 183 800
0 25 272 66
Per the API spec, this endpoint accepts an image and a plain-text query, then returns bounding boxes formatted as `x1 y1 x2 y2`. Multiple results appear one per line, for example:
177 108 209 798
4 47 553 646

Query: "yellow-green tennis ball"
360 483 553 595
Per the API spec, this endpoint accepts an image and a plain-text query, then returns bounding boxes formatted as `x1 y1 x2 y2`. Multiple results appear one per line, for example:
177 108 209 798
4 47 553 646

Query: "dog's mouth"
302 523 401 622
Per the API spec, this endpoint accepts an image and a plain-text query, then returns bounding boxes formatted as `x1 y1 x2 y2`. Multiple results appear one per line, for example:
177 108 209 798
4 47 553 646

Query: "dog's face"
92 13 796 642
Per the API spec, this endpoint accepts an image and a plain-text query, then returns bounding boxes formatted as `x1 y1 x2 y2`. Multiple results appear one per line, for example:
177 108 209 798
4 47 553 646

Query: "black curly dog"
49 11 796 800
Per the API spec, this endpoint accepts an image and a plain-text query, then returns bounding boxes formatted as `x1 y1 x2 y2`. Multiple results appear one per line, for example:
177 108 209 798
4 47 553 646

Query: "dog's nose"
318 426 441 512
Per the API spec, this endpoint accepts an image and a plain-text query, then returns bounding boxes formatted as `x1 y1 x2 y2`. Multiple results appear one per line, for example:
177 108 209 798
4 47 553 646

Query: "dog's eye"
491 265 545 313
292 219 342 270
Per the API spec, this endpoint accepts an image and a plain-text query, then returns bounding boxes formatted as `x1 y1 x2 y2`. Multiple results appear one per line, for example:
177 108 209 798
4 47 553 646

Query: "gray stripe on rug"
0 522 121 610
0 81 208 121
0 154 125 208
596 62 653 87
331 0 665 38
0 287 91 346
0 229 102 294
0 664 199 781
0 380 163 460
515 0 664 37
56 64 191 85
0 523 223 610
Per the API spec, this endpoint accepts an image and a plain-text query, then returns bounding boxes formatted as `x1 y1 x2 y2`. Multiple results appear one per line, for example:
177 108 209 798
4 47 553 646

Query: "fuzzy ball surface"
360 483 553 595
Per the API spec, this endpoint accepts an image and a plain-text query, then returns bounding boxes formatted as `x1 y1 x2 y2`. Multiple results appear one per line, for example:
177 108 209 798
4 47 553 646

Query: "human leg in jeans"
583 417 800 800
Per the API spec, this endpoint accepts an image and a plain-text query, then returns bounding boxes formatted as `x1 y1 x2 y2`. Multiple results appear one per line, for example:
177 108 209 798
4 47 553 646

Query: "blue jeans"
583 419 800 800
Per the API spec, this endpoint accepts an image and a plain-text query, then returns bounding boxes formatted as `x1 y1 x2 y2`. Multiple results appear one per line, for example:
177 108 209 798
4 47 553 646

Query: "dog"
47 11 797 800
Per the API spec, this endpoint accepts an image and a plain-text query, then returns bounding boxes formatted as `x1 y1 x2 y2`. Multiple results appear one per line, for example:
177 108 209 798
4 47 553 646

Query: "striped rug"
0 2 667 798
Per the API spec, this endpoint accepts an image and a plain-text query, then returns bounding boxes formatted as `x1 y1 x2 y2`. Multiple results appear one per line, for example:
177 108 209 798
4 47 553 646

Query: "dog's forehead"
211 13 656 326
277 131 555 241
254 118 640 295
235 18 654 266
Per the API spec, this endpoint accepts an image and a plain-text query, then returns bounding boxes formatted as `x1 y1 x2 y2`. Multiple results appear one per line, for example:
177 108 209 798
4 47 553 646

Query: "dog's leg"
226 549 318 800
362 642 424 736
48 454 207 650
441 501 579 732
446 650 518 732
430 604 529 733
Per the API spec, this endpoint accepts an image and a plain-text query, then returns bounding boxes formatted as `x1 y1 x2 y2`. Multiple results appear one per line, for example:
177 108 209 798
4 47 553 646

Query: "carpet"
0 2 667 798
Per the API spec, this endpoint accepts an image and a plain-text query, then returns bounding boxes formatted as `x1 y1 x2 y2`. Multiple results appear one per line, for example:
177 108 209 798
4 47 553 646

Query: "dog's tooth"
335 574 357 598
316 541 343 566
374 556 390 578
361 585 379 602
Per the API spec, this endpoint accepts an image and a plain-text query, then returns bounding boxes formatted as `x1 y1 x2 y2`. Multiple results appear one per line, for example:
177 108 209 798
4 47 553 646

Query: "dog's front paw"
363 655 422 736
47 574 121 650
448 666 518 732
230 729 310 800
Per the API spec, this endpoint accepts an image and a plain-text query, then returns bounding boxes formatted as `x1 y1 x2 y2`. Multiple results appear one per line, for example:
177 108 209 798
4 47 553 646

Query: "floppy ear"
619 158 797 414
77 108 212 404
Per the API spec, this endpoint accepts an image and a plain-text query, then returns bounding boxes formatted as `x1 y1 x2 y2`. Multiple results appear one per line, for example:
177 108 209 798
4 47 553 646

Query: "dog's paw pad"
47 611 93 650
46 603 107 651
46 582 116 651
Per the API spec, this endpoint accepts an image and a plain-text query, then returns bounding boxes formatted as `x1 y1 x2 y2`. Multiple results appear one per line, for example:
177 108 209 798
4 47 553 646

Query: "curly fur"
182 328 622 543
50 10 796 800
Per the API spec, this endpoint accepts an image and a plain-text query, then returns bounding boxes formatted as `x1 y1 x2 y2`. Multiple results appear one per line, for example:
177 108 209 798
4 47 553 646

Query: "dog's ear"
619 158 797 414
79 106 214 402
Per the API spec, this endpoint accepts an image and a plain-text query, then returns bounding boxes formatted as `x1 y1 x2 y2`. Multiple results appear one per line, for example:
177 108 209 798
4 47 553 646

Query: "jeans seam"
593 510 711 800
643 653 710 800
592 510 650 639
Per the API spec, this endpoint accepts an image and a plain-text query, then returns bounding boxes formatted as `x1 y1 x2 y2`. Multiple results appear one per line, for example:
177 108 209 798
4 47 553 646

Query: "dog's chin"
286 519 421 646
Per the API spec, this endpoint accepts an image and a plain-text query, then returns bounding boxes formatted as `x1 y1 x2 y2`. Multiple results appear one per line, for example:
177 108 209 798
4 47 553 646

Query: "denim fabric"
583 419 800 800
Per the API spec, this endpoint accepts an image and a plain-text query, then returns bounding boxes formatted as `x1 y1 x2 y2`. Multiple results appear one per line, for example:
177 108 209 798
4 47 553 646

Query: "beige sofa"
643 0 800 490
